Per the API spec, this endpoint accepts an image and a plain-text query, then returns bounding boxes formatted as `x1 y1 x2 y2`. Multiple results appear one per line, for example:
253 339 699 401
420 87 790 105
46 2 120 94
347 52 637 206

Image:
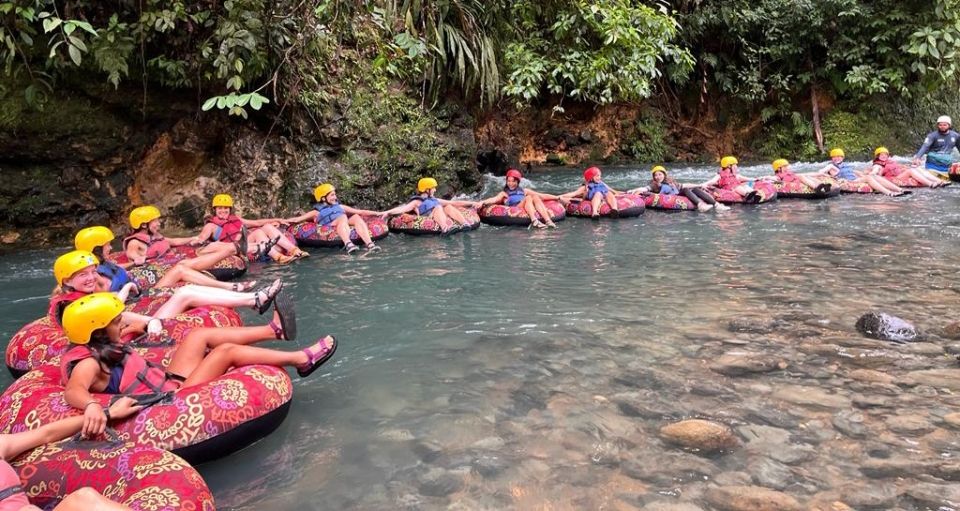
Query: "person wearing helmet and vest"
913 115 960 176
762 159 833 193
628 165 729 212
61 293 335 437
51 250 286 337
475 169 562 228
378 177 480 234
282 184 382 253
123 205 237 272
813 148 906 196
699 156 761 202
870 146 946 188
76 226 257 294
195 194 308 263
0 395 142 511
559 167 621 218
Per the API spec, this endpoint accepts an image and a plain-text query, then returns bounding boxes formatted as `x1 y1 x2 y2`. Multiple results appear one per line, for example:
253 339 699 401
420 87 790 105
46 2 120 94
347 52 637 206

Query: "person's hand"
912 157 921 167
107 396 143 421
189 236 202 246
82 401 107 437
122 282 140 296
146 318 163 340
133 255 146 265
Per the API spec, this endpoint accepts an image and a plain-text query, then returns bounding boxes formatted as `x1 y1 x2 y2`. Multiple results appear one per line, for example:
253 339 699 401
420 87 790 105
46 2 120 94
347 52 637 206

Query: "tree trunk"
811 83 824 153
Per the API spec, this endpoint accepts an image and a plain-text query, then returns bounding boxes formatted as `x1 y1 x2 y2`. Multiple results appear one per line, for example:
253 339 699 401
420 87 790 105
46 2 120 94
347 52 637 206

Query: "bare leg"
530 195 556 226
155 263 250 291
797 175 825 189
167 317 285 383
864 175 902 195
332 216 354 246
590 193 603 216
348 215 374 245
443 204 468 225
178 342 307 388
430 206 453 230
181 243 234 271
604 192 619 212
734 184 753 197
907 168 938 186
153 284 270 318
258 224 298 252
52 487 132 511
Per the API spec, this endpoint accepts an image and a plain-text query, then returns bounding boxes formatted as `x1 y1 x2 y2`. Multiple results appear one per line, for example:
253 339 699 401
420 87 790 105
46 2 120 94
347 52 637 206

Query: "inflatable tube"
838 180 875 194
388 207 481 235
287 216 389 247
478 200 566 226
888 175 927 188
0 363 293 465
6 305 242 377
643 193 696 211
112 246 246 281
773 180 842 199
12 439 214 510
565 194 646 218
710 181 778 204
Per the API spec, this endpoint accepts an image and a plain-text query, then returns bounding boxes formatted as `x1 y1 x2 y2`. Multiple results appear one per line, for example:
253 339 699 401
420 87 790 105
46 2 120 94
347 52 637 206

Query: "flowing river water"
2 162 960 510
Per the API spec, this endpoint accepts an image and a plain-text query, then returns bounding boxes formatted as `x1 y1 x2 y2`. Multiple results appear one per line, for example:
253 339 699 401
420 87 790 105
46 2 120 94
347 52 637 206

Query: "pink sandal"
297 336 337 377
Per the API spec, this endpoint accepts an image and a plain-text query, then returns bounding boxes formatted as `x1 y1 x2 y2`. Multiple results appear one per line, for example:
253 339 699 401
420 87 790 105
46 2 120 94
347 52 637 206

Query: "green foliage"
752 111 818 160
622 112 670 162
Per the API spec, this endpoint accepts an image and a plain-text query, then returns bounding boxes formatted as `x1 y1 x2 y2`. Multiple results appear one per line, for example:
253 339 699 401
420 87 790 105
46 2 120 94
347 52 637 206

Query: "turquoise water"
3 163 960 510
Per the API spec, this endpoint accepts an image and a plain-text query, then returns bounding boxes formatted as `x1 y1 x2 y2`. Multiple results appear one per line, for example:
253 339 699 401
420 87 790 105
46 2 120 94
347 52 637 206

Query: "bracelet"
84 400 99 410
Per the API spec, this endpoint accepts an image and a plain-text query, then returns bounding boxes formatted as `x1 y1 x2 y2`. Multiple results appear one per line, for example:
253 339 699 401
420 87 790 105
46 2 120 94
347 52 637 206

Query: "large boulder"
855 312 923 343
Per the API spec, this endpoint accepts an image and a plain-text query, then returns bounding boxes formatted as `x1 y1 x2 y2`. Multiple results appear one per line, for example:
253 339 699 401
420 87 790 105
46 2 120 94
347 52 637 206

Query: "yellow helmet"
720 156 738 168
417 177 438 193
313 183 335 201
61 292 124 344
829 148 845 158
651 165 667 176
772 159 790 171
874 146 889 157
74 226 115 253
212 194 234 208
129 205 161 229
54 250 99 286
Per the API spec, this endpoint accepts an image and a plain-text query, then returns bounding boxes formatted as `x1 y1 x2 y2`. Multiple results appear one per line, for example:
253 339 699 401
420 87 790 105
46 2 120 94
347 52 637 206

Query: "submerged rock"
704 485 801 511
855 312 923 343
659 419 739 453
709 351 787 377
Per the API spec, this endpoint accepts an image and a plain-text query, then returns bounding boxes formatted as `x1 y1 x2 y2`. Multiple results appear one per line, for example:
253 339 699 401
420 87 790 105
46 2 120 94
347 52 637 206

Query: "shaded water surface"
2 163 960 510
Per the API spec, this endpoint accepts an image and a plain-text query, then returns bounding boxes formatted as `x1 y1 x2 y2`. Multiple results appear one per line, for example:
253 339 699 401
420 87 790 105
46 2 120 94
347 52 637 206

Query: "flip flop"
253 279 283 314
297 336 337 377
272 290 296 341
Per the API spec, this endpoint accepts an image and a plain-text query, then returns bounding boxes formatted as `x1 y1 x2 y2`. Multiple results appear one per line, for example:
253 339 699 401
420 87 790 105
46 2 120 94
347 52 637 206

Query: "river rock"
885 414 934 435
704 485 801 511
847 368 895 384
942 412 960 429
944 321 960 339
621 451 718 485
901 368 960 390
832 410 868 438
860 458 938 478
728 318 784 334
855 312 923 342
771 385 851 410
903 482 960 508
416 467 464 497
836 482 899 508
737 424 816 465
709 351 786 377
659 419 739 453
746 457 793 490
641 503 705 511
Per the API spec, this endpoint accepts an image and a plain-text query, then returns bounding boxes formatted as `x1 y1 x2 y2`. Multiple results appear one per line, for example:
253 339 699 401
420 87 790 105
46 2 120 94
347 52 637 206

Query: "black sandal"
272 290 296 341
234 225 249 257
253 279 283 314
250 235 282 261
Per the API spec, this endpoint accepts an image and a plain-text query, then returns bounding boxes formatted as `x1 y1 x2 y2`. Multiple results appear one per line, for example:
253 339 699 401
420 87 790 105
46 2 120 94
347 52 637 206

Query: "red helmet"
506 169 523 180
583 167 601 181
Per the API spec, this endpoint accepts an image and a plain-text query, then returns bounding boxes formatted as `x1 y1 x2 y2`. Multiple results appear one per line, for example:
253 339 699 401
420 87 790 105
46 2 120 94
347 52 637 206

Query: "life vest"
832 161 857 181
778 170 800 184
122 232 171 260
717 168 740 189
48 290 88 324
586 181 610 200
504 187 526 206
0 462 27 509
313 202 346 227
205 214 244 242
61 344 180 396
412 195 440 216
874 158 904 178
659 183 679 195
97 262 132 293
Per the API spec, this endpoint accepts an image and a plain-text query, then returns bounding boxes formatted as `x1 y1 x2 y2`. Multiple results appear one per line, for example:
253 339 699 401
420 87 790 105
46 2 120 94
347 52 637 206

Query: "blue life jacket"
504 187 525 206
97 263 131 293
834 161 857 181
412 194 440 216
313 202 346 227
659 183 679 195
104 364 124 394
586 181 609 200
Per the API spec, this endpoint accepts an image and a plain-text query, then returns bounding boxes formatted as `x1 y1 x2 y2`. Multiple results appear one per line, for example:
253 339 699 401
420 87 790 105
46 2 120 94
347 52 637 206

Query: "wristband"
84 400 99 410
103 408 111 422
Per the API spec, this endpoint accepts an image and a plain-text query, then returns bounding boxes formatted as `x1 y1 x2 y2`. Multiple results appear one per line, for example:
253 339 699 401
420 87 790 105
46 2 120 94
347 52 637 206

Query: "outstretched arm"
559 186 587 200
379 201 419 216
913 132 936 163
341 205 379 216
698 174 720 188
528 190 562 200
283 211 318 224
438 198 480 207
0 398 142 460
475 192 507 207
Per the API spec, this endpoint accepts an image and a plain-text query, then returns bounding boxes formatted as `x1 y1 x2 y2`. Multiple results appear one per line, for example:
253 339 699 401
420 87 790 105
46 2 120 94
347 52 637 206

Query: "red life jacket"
123 231 171 260
48 290 88 323
717 168 740 189
60 344 179 395
0 462 28 509
205 214 244 242
778 170 800 184
874 158 904 178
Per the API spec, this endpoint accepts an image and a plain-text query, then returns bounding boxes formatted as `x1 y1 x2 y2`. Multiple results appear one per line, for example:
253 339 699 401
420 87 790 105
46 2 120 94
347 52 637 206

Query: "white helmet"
937 115 952 126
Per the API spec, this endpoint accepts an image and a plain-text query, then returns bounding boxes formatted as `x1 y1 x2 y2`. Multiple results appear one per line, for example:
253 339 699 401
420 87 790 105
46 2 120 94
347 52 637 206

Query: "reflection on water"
2 165 960 510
